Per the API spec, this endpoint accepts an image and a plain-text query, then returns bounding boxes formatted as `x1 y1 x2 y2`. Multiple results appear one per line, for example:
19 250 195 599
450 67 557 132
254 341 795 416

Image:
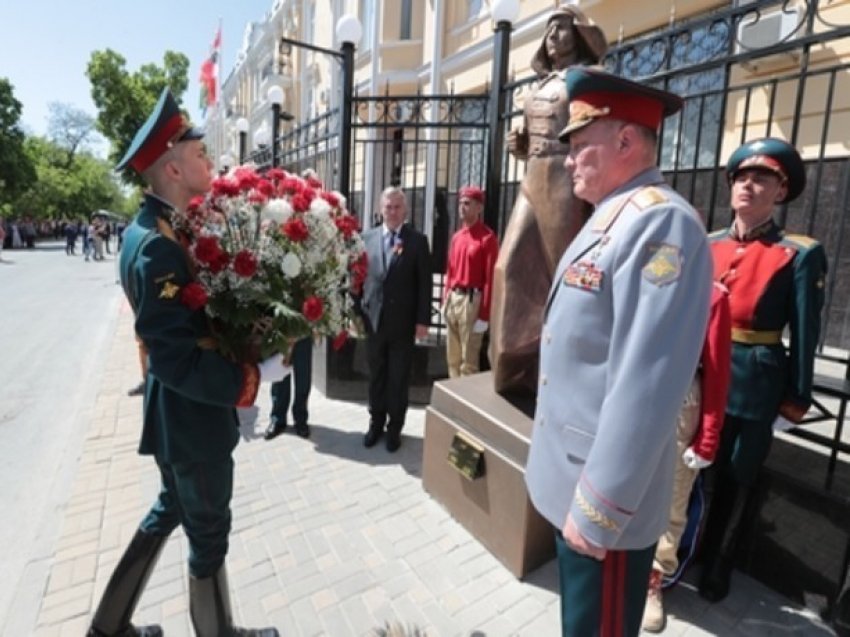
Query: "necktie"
384 230 396 267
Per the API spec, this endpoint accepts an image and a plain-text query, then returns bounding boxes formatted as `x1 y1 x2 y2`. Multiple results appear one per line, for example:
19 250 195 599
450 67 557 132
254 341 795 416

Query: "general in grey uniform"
525 68 713 636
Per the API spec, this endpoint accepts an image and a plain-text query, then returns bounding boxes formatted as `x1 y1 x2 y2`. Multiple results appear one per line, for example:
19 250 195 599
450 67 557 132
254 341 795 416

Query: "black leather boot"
189 565 279 636
86 528 168 637
698 483 753 603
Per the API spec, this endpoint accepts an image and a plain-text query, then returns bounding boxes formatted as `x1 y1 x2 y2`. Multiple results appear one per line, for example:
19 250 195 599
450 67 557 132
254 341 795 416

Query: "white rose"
262 198 293 224
281 252 302 278
309 197 332 221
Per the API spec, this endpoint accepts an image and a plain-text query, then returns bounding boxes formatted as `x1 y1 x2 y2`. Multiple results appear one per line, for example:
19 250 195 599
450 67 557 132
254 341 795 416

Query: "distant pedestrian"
64 223 78 255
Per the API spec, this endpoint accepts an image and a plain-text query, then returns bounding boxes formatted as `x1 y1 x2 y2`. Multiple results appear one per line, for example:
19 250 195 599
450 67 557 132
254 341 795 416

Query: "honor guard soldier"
698 138 827 603
525 67 713 636
86 88 289 637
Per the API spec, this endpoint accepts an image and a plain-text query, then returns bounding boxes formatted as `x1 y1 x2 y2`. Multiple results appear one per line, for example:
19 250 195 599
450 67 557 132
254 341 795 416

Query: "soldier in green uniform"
85 88 290 637
699 138 827 602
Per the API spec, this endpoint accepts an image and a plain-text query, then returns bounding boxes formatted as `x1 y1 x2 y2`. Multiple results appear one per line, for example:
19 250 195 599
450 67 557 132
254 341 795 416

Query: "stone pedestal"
422 372 554 579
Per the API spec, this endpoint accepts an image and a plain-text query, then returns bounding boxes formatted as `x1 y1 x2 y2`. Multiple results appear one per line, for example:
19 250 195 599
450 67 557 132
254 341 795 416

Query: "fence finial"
669 2 676 27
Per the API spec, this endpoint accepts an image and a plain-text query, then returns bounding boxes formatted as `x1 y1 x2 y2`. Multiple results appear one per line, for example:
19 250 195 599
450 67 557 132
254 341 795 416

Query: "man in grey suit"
356 186 432 452
525 68 713 636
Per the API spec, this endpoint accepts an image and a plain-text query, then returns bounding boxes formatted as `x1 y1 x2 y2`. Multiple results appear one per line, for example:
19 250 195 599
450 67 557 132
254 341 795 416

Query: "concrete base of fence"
740 437 850 627
311 334 449 405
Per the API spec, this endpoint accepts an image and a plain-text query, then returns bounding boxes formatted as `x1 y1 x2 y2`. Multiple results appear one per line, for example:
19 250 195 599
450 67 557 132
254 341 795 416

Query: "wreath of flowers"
173 166 368 362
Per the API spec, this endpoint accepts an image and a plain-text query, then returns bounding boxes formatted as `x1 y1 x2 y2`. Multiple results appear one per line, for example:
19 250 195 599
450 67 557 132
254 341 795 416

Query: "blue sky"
0 0 270 139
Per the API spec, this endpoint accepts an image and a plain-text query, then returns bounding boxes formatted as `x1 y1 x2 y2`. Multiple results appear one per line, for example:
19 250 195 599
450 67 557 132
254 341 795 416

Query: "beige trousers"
444 289 484 378
654 376 702 575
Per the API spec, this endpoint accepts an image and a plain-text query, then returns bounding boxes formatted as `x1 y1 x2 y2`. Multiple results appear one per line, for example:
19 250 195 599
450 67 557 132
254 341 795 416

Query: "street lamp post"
278 15 361 197
267 86 285 168
253 123 271 167
484 0 520 232
335 16 362 201
219 152 234 176
236 117 250 165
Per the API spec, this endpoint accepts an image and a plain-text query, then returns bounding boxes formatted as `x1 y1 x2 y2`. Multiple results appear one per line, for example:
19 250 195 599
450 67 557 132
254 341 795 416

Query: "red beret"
459 186 485 204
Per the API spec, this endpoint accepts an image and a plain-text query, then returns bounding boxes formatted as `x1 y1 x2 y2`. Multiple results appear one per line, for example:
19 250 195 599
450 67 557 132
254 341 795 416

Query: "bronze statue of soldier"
489 5 607 396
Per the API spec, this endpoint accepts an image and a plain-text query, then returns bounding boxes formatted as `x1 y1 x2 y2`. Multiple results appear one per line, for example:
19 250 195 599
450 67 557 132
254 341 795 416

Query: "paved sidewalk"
19 304 838 636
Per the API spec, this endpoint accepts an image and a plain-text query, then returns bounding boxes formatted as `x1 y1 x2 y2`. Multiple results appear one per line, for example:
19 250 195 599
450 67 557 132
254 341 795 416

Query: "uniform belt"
452 286 480 294
731 328 783 345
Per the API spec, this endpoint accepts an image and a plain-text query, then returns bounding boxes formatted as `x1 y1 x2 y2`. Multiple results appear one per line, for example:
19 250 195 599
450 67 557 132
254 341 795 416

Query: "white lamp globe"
267 85 285 106
236 117 250 133
219 153 234 169
492 0 521 24
254 125 271 148
336 15 363 45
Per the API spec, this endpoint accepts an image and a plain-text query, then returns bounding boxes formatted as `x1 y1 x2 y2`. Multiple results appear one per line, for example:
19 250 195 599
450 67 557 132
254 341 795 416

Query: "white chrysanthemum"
309 197 332 221
262 198 293 224
281 252 302 278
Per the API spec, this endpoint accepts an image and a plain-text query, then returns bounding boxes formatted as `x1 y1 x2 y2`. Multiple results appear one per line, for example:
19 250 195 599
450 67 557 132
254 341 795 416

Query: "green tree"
14 137 127 221
86 49 190 187
0 77 36 211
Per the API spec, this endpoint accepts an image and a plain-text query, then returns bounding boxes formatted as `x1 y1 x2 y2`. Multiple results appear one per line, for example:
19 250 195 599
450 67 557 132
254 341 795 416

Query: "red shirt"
690 282 732 461
443 220 499 321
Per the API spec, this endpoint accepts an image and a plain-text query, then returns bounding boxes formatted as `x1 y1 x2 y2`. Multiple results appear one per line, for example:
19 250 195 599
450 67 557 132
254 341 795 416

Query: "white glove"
772 415 796 432
257 356 292 384
472 319 489 334
682 447 712 470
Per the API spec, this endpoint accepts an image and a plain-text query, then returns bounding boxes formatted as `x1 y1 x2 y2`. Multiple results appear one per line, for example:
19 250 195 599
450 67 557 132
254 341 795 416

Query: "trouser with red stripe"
555 531 656 637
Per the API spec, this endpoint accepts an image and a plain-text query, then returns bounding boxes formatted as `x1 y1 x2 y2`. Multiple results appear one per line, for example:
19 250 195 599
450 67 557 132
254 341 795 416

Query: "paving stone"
15 307 840 637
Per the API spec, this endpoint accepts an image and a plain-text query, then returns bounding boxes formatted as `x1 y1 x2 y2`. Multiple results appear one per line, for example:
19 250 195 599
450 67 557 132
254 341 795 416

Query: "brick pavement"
18 306 838 636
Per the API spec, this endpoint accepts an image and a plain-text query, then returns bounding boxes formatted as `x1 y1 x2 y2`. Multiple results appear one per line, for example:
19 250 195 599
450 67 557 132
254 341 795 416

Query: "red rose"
280 177 302 196
266 168 287 182
212 178 240 198
194 236 223 265
321 191 340 208
208 251 230 274
180 283 208 310
257 179 275 196
248 191 268 204
334 214 360 239
290 193 311 213
233 250 258 277
350 253 368 294
188 196 205 211
234 168 260 192
301 186 317 203
332 331 349 351
283 218 309 242
305 175 323 189
303 296 324 322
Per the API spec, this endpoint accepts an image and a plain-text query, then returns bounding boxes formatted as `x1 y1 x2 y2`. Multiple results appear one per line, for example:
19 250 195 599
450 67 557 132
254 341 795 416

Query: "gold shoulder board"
632 186 668 210
783 233 819 250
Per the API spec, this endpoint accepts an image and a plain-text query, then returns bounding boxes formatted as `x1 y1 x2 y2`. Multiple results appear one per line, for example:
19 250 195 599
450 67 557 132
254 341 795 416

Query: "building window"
468 0 483 22
400 0 412 40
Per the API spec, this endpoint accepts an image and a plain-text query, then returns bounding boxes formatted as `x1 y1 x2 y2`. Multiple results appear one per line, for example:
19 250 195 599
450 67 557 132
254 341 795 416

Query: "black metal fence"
263 0 850 349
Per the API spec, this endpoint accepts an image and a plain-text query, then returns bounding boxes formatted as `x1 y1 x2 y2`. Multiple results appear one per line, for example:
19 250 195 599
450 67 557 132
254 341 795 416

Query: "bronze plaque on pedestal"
422 372 555 579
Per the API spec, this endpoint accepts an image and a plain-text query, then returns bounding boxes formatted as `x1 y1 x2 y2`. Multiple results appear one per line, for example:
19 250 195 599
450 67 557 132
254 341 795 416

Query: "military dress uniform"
525 67 713 637
698 137 827 603
86 88 278 637
120 192 260 565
